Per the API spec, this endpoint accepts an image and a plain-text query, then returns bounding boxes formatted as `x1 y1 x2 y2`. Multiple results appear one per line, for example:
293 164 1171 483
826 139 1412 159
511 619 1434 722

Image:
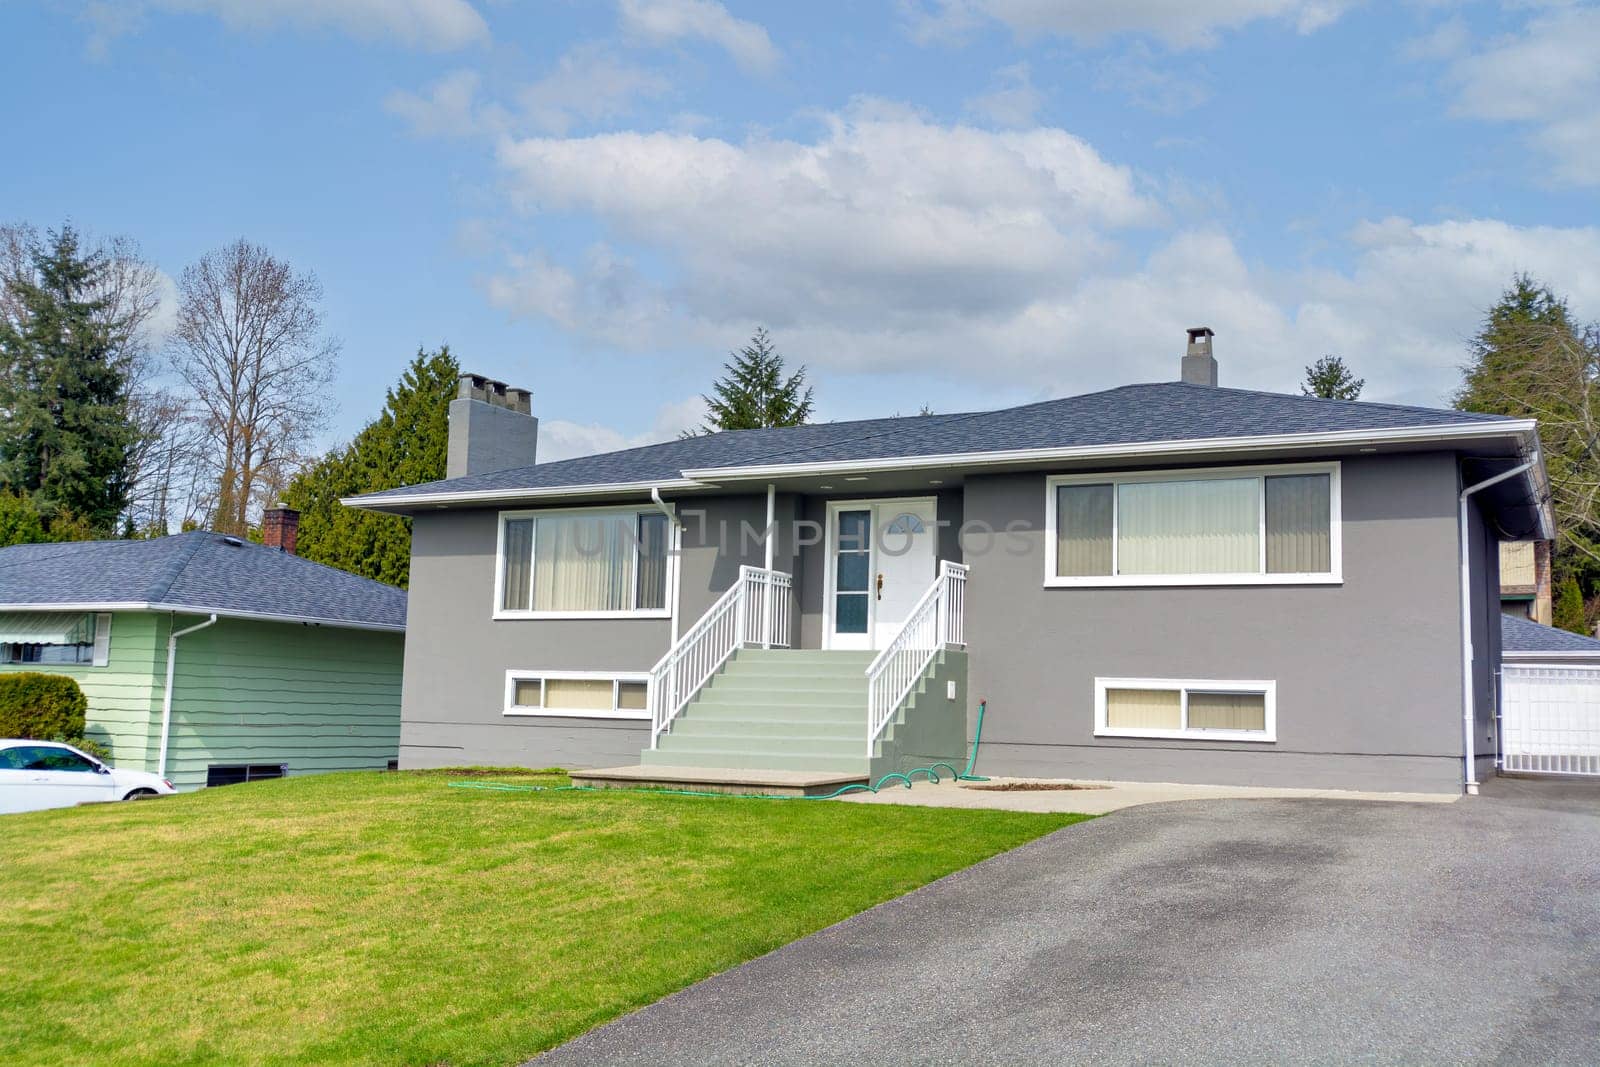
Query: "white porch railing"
864 561 968 757
648 565 792 748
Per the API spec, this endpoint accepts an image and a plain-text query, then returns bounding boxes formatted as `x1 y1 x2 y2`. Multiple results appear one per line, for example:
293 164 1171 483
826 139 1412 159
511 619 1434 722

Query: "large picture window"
497 508 672 617
0 612 110 666
1047 464 1339 586
1095 678 1276 742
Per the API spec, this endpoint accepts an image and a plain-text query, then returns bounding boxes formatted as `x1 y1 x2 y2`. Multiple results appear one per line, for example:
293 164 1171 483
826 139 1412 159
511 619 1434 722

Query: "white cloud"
1439 5 1600 186
83 0 489 52
386 70 503 138
618 0 780 74
538 396 707 461
493 101 1158 340
518 45 670 135
1095 42 1211 113
901 0 1351 49
963 62 1045 128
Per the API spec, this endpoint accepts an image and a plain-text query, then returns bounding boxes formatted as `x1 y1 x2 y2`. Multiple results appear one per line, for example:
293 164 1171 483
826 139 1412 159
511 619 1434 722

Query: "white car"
0 739 176 814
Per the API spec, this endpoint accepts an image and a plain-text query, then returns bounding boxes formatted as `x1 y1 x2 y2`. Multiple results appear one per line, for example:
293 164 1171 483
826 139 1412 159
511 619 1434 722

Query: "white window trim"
502 670 652 720
1044 461 1342 588
492 503 676 621
1095 677 1277 743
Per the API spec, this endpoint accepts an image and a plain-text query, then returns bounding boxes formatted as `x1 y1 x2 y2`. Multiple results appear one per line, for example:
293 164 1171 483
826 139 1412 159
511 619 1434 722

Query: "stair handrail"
648 565 792 748
864 561 968 757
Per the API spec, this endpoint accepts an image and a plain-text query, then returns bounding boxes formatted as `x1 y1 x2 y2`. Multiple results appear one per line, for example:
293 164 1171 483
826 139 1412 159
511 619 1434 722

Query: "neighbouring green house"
0 516 405 790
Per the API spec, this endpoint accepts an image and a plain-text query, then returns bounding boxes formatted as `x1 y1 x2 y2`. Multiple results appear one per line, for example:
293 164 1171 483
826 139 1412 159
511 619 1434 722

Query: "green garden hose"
447 700 993 801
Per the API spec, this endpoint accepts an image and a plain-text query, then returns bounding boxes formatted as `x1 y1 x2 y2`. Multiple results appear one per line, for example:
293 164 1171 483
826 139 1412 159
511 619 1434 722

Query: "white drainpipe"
1457 457 1536 795
650 487 681 643
764 483 776 571
158 613 218 778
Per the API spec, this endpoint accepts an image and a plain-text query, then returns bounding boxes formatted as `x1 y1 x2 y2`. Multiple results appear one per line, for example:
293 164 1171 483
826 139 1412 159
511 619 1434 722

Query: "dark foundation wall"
960 453 1472 793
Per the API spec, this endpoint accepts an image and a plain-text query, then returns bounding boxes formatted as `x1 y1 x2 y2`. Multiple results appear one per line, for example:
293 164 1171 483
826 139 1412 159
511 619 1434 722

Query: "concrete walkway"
838 775 1458 814
535 777 1600 1066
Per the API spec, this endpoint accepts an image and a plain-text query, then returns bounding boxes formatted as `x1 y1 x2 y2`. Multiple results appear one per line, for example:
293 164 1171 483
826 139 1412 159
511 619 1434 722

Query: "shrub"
1555 576 1587 634
0 672 89 740
52 733 112 763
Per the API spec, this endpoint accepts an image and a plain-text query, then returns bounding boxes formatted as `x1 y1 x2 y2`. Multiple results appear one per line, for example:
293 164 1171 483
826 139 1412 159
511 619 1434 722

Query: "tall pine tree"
698 328 814 433
1300 355 1364 399
282 347 459 587
0 226 136 536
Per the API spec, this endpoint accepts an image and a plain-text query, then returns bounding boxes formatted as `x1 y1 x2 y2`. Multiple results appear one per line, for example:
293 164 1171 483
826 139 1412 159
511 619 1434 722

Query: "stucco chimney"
262 504 299 555
447 373 538 480
1181 326 1217 387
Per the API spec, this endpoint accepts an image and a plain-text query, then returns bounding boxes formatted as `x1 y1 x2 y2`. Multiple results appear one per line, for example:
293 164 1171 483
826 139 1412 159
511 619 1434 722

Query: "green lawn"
1 770 1085 1066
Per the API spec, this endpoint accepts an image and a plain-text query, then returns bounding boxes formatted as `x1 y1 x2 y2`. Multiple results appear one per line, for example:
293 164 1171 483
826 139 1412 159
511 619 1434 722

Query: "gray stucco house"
348 332 1551 795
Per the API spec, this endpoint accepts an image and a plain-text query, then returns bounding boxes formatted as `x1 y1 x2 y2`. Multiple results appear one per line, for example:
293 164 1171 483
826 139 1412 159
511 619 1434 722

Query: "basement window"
1094 678 1276 742
504 672 650 720
205 763 288 788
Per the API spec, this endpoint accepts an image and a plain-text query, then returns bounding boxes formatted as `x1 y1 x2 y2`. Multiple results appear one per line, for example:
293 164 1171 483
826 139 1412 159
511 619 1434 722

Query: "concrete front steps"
640 649 877 776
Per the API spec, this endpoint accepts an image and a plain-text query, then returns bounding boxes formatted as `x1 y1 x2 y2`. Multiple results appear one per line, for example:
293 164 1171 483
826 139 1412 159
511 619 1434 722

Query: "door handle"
876 573 884 600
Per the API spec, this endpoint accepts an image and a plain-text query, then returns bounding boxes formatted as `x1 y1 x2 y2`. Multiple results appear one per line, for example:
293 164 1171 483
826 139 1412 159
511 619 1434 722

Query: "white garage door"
1501 665 1600 777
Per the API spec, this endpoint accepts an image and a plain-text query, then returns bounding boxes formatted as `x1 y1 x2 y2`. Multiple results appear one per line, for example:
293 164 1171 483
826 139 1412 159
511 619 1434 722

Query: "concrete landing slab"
837 776 1460 814
569 764 867 797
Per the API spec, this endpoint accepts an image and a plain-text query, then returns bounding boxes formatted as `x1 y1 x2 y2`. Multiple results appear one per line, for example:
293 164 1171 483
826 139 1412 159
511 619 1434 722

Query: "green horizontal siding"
0 612 162 770
160 617 403 791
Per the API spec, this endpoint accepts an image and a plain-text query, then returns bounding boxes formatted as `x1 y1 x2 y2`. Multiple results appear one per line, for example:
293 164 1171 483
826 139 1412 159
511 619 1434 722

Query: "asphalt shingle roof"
355 381 1519 503
1501 613 1600 656
0 532 406 630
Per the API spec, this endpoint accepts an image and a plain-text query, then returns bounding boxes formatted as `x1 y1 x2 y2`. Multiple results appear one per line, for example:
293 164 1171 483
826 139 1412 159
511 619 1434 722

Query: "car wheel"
123 788 160 801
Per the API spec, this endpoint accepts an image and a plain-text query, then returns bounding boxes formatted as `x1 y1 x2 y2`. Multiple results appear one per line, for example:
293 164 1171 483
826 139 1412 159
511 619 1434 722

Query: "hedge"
0 672 89 740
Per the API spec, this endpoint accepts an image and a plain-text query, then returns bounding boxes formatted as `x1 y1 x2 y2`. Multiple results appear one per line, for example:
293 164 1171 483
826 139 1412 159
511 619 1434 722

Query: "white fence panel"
1501 664 1600 777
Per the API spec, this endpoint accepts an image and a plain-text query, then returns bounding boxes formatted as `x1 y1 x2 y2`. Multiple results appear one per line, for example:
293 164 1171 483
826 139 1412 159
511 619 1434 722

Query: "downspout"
650 488 682 643
764 483 776 571
158 613 218 778
1458 456 1536 795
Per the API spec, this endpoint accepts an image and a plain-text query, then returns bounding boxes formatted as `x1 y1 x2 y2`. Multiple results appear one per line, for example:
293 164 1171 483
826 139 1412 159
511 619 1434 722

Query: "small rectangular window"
206 764 288 788
505 673 651 719
1097 679 1275 742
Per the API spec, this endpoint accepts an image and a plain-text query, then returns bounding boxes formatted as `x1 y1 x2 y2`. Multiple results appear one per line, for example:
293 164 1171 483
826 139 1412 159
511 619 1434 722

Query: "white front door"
826 498 939 651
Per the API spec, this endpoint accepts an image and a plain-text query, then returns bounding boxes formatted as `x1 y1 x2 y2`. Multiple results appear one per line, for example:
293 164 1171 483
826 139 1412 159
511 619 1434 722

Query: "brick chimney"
262 504 299 555
447 373 539 479
1182 326 1218 387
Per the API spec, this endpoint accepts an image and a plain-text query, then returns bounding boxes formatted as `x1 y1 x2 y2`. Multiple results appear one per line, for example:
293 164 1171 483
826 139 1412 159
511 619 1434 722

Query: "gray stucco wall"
400 494 791 770
961 452 1475 793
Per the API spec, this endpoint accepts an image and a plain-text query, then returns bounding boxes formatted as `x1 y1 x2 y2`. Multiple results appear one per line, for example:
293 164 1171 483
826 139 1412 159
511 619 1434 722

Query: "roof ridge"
145 531 212 602
1169 380 1513 422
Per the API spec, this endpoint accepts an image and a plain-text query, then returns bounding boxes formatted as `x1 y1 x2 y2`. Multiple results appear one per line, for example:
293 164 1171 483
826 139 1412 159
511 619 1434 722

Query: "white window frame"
1094 677 1277 742
502 670 652 720
493 503 677 620
1044 461 1342 588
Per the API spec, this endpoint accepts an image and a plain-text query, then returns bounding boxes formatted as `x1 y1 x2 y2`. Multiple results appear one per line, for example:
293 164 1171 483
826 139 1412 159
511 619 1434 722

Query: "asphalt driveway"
535 778 1600 1066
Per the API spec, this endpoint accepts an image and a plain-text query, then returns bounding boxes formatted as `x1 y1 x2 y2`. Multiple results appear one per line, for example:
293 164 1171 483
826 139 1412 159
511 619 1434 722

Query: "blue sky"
5 1 1598 459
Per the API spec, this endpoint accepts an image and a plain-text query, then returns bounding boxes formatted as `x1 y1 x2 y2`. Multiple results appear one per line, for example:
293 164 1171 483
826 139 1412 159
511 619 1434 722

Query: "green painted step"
669 718 865 741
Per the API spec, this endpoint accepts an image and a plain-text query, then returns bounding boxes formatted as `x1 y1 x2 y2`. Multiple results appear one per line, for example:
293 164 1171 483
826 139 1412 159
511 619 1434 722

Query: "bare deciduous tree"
170 239 338 535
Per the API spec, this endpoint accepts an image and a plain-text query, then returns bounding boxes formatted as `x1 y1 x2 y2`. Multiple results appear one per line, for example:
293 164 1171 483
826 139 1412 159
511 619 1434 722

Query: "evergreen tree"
0 226 136 535
1300 355 1364 400
1455 274 1600 610
1555 576 1587 634
699 328 814 433
0 491 47 547
282 347 459 587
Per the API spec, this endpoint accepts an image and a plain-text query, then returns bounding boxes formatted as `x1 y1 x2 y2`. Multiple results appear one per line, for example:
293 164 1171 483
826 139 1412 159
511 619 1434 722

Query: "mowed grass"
0 770 1085 1067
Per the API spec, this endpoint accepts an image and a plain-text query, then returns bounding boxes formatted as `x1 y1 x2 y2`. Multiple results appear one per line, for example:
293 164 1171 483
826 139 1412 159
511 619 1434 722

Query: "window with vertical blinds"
498 509 672 615
1098 679 1275 740
1049 465 1337 585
